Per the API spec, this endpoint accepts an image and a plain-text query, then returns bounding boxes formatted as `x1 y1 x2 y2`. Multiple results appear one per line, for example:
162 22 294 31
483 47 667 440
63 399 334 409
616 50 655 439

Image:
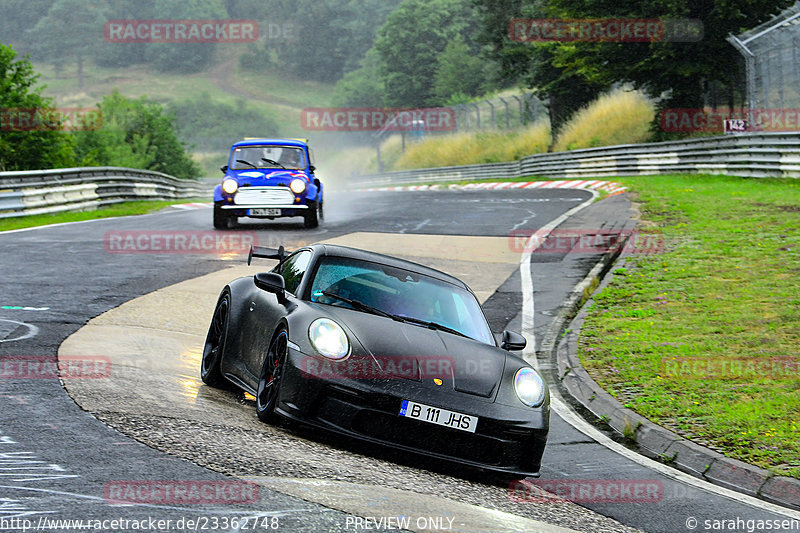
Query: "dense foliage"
73 90 201 179
471 0 796 131
1 0 797 153
0 45 198 177
167 93 280 151
0 43 75 171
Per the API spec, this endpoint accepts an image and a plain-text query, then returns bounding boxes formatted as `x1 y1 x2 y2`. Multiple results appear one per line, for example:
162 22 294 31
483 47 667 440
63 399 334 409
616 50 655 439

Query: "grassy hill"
31 48 336 176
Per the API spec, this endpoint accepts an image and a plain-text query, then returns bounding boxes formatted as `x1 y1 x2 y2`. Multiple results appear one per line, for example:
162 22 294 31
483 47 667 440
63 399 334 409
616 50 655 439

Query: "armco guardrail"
349 132 800 186
0 167 211 219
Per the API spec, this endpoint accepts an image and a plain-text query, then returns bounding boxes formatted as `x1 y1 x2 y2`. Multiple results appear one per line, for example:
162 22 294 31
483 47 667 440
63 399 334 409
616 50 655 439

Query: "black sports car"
201 244 549 477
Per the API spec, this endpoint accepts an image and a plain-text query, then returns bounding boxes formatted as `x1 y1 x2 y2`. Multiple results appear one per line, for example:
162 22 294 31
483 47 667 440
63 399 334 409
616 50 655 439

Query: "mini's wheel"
256 327 288 423
213 204 234 229
303 201 320 229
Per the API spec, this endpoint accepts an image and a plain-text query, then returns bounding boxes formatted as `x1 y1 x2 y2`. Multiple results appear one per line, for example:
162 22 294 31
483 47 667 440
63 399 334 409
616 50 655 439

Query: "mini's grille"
234 187 294 205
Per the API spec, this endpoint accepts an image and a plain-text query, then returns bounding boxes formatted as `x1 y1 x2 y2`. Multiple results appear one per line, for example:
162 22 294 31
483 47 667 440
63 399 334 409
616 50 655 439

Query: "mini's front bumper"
217 185 315 216
220 204 309 210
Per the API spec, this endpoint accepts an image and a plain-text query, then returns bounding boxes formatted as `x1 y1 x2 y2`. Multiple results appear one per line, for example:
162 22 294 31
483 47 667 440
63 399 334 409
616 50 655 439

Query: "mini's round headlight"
514 367 545 407
222 179 239 195
309 318 349 360
289 178 306 194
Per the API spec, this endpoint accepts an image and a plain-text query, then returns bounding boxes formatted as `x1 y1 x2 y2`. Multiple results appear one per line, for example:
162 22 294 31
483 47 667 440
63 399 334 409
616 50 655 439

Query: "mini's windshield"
309 256 494 345
230 145 306 170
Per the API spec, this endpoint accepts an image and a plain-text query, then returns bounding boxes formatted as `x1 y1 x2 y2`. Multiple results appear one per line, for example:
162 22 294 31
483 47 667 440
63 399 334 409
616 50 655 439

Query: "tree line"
1 0 795 173
334 0 795 133
0 44 199 177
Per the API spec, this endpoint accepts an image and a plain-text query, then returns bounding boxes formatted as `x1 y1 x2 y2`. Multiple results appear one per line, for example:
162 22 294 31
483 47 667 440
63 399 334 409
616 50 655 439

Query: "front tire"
303 201 320 229
256 327 288 423
201 291 231 388
213 204 234 229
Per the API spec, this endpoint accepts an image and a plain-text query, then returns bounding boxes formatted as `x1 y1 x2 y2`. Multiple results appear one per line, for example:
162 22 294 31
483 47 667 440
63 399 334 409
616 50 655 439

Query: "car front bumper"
275 348 549 477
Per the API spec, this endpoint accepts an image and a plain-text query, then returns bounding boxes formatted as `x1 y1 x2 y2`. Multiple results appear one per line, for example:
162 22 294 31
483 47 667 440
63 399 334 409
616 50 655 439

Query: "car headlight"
514 367 545 407
309 318 349 360
289 178 306 194
222 179 238 195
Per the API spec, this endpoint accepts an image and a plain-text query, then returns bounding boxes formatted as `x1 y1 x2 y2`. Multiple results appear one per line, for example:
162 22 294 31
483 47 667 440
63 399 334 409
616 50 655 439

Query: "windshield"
229 145 306 170
308 256 494 345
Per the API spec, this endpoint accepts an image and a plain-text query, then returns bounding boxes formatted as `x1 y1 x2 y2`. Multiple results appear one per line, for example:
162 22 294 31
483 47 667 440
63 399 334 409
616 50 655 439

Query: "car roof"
311 243 468 289
232 138 308 149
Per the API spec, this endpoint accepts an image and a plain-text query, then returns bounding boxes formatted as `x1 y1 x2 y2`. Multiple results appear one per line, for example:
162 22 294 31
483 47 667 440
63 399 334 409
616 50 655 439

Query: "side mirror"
308 165 315 173
254 272 286 302
220 165 228 173
501 330 526 351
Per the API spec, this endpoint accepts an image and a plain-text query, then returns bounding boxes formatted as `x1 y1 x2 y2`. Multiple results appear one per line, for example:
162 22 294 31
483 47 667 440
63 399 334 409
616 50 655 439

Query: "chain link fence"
451 92 546 131
728 3 800 114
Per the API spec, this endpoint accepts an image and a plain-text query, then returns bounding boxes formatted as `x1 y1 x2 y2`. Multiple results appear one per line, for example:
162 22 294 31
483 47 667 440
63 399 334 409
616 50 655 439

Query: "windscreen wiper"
236 159 257 168
316 291 470 339
316 291 395 320
392 315 470 339
262 158 286 169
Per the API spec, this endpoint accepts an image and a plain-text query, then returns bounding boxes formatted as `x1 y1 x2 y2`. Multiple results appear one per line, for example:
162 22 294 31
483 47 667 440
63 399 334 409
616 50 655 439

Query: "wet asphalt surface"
0 189 794 532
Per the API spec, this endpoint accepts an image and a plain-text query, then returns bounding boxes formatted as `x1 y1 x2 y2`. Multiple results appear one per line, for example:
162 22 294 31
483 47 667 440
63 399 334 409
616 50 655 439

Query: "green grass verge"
0 198 209 232
578 174 800 478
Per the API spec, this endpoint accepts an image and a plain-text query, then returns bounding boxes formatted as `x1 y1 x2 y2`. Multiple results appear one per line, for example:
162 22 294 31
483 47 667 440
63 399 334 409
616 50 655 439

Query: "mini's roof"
232 138 308 148
312 243 468 289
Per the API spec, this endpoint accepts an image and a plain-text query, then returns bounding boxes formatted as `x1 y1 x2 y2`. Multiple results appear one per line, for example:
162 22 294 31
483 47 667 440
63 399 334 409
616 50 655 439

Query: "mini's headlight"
309 318 349 360
222 179 238 195
289 178 306 194
514 367 545 407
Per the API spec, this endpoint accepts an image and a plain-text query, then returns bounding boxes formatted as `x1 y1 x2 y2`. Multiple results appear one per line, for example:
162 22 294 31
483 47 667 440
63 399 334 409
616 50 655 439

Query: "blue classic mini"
213 138 323 229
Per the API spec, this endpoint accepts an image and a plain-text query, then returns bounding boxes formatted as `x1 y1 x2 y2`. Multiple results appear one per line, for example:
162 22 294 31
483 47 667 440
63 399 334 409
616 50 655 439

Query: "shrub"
553 89 655 152
391 121 550 170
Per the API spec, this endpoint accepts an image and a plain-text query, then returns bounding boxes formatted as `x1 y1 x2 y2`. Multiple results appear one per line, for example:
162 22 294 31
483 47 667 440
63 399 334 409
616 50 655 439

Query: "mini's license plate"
399 400 477 433
249 208 281 216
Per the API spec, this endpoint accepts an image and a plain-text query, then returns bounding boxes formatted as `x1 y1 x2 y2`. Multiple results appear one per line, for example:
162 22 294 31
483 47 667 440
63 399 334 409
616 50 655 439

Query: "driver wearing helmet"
279 149 302 169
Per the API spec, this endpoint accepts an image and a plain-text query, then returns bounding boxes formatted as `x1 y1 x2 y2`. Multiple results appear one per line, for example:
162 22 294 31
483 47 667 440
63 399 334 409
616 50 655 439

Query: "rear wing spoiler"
247 245 291 265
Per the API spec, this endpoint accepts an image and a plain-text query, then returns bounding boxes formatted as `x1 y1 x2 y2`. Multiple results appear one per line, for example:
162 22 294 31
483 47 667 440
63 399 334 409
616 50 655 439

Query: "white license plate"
249 208 281 216
399 400 477 433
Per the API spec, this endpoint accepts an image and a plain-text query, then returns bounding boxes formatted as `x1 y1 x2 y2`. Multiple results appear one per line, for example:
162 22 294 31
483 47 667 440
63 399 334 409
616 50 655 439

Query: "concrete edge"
551 241 800 511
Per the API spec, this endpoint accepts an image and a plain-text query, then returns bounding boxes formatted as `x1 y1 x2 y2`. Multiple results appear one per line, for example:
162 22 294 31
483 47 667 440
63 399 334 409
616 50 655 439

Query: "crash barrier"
349 132 800 186
0 167 211 219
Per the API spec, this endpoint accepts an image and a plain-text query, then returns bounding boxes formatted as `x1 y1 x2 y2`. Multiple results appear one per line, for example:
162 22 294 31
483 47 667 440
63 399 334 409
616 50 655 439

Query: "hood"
322 306 506 398
232 169 309 187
